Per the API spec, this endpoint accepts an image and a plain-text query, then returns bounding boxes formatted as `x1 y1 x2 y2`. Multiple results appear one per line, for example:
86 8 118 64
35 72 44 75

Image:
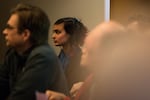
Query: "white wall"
25 0 104 29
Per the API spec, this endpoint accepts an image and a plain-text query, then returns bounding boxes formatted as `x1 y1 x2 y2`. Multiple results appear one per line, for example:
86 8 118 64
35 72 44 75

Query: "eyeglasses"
5 24 18 30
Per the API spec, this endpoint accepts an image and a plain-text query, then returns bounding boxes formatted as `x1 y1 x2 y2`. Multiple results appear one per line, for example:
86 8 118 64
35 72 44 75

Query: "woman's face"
52 23 70 46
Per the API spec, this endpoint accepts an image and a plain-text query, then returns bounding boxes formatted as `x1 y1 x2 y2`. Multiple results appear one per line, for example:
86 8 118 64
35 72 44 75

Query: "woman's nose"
52 33 56 39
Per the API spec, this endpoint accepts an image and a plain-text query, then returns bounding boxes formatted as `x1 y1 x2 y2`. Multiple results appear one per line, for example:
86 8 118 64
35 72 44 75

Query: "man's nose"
2 29 7 35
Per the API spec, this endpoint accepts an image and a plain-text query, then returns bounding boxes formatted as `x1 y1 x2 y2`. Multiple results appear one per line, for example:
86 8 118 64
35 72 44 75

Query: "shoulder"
24 44 61 71
28 44 58 60
32 44 55 55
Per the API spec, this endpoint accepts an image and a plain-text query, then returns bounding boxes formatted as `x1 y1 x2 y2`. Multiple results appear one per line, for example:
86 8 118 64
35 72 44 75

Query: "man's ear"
22 29 31 41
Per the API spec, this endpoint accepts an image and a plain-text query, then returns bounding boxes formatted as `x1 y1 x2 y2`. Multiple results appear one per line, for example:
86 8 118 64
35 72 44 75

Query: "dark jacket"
0 44 69 100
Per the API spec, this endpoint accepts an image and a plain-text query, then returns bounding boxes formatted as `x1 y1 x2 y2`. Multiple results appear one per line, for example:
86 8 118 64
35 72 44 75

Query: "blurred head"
52 17 87 47
91 29 150 100
3 3 50 48
80 21 125 71
127 14 150 33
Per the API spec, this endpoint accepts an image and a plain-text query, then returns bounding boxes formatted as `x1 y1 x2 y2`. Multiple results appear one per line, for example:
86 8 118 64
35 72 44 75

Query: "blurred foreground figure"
91 26 150 100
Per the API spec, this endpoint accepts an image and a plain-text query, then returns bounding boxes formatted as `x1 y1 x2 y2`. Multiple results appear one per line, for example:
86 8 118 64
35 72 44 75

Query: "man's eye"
5 25 15 29
54 30 61 34
56 31 61 34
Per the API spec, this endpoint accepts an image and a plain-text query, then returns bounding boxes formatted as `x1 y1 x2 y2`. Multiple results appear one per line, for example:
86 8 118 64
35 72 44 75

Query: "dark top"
0 44 69 100
58 48 89 89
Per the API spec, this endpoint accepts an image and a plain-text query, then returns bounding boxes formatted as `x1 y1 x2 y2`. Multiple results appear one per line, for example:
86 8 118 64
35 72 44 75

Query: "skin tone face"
3 14 31 54
80 21 125 71
80 33 101 71
80 22 107 69
80 36 93 68
52 23 70 47
3 14 24 47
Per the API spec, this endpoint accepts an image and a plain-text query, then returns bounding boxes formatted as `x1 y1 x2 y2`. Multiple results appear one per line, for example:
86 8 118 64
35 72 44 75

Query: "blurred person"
52 17 89 89
127 14 150 33
0 3 68 100
91 31 150 100
46 21 126 100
